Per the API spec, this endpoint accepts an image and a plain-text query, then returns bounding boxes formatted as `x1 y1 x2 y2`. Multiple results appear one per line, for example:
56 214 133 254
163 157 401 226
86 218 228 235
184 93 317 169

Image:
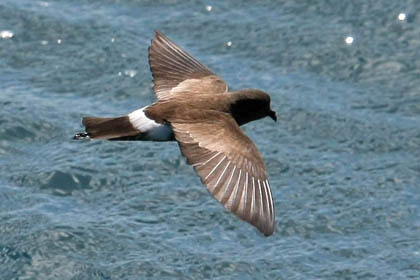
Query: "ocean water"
1 0 420 279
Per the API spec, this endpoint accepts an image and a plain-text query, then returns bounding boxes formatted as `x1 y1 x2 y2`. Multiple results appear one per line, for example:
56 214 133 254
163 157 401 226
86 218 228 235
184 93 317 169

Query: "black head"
230 89 277 126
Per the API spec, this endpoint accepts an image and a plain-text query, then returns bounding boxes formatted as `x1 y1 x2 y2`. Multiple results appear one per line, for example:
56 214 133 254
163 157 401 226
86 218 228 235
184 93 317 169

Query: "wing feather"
149 31 228 100
171 110 275 236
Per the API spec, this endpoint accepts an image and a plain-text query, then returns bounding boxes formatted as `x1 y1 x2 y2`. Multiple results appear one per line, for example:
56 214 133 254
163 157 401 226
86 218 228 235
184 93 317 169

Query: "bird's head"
230 89 277 125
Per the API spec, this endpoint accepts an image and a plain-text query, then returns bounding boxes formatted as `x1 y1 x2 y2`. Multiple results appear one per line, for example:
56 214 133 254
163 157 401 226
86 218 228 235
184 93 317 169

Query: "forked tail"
73 116 140 140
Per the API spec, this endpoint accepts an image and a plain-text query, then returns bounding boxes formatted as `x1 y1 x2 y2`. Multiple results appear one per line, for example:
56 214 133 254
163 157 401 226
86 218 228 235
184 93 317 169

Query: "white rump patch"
128 106 173 141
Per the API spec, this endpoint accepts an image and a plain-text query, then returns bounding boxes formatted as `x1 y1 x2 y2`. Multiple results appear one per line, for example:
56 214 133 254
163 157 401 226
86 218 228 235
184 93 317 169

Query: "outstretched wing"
170 110 275 236
149 31 228 100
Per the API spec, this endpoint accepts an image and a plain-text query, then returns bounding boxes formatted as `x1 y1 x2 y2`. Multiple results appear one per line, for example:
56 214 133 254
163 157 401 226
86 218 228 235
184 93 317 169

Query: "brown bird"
74 31 277 236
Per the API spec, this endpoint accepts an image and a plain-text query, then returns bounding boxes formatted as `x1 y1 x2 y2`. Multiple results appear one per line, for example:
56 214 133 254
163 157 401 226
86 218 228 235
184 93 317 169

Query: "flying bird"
74 31 277 236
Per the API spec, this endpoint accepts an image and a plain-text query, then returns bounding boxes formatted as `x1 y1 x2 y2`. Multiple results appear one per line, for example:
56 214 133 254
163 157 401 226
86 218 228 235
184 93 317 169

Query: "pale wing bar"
149 31 228 99
175 128 275 236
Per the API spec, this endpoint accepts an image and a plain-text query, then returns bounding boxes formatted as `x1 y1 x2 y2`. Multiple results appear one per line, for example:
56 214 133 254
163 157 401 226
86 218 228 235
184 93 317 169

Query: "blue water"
1 0 420 279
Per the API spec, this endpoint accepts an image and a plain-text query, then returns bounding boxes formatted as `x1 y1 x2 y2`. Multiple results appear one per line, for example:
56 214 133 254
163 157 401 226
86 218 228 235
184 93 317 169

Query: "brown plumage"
75 30 277 236
82 116 140 140
149 31 227 99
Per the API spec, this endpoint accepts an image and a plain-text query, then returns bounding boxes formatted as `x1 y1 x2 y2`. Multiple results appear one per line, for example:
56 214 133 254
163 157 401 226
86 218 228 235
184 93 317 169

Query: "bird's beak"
269 110 277 122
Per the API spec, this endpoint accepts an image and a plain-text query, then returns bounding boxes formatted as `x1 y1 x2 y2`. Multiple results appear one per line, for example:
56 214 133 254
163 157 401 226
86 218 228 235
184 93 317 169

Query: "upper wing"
170 110 275 236
148 31 228 100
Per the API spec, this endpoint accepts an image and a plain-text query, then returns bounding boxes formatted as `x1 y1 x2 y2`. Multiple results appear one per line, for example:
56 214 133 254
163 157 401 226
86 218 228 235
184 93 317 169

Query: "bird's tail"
73 116 140 140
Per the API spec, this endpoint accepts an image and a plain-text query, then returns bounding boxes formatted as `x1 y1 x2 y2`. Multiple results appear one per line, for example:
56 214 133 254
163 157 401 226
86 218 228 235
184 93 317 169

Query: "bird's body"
75 31 277 236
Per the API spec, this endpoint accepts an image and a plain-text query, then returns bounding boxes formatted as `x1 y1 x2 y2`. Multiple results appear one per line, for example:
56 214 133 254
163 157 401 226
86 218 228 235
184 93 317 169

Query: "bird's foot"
73 132 90 140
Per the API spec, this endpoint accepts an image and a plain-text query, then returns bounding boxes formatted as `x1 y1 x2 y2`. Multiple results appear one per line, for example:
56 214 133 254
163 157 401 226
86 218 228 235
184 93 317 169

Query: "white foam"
398 13 406 21
0 30 14 39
